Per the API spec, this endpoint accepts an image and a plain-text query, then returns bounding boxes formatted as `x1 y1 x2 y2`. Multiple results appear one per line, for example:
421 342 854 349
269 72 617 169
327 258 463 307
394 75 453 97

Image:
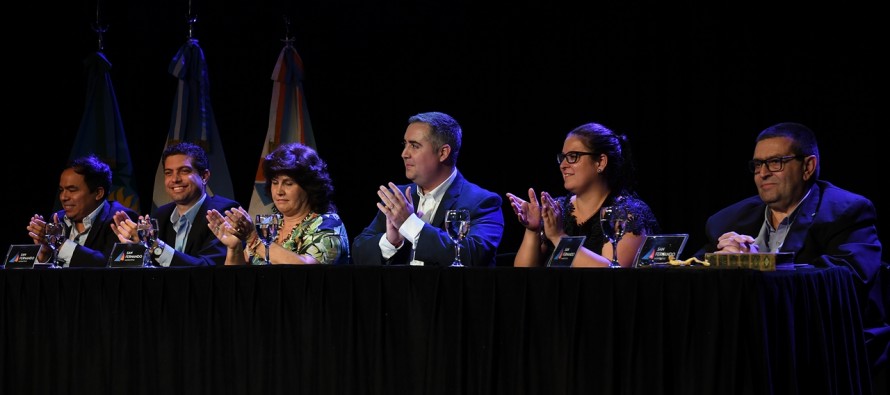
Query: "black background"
4 0 886 263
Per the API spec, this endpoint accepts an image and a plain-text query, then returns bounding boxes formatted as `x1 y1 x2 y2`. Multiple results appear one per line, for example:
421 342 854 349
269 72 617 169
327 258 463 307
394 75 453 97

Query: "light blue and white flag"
152 38 234 213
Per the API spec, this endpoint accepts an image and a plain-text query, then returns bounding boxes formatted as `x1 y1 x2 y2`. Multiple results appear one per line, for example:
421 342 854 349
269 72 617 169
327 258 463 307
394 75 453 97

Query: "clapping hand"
27 213 55 262
223 206 253 241
27 213 49 247
540 191 565 244
206 208 243 249
377 183 415 247
110 211 139 243
506 188 543 232
377 182 417 225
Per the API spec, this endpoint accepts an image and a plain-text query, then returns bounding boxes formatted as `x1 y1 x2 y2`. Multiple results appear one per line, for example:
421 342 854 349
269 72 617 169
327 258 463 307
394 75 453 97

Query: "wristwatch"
152 240 165 259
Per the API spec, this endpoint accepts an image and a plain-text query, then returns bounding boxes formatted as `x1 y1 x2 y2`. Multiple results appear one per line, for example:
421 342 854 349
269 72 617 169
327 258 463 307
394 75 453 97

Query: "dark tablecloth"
0 265 872 395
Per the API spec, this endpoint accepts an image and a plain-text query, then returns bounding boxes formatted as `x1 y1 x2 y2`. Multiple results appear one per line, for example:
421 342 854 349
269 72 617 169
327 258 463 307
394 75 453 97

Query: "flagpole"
92 0 107 51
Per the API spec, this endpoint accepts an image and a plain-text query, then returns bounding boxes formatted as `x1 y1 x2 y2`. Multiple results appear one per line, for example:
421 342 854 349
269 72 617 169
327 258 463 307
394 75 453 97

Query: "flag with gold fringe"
248 41 315 215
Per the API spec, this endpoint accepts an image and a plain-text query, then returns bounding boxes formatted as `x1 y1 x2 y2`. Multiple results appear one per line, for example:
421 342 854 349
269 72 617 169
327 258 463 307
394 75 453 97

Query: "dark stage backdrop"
4 1 887 263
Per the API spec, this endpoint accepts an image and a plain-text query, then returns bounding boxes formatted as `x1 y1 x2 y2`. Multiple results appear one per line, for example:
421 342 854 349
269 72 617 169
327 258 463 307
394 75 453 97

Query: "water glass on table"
445 209 470 267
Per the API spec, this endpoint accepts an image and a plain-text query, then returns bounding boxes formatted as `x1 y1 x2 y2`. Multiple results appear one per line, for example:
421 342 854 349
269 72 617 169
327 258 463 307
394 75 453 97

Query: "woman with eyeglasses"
506 122 660 267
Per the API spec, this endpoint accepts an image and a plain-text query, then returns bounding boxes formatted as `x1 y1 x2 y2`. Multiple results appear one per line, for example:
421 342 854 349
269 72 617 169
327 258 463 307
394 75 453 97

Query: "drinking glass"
137 218 159 268
445 209 470 267
600 205 629 268
43 222 67 268
255 214 282 265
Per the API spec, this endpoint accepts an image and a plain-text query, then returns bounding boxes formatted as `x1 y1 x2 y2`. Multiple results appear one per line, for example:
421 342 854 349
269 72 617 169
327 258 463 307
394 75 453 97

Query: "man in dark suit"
133 141 239 267
693 122 887 378
352 111 504 267
26 154 138 267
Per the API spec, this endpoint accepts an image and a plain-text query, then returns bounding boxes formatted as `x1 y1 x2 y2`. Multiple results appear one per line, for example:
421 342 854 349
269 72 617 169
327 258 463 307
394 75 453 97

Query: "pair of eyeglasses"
747 155 804 173
557 151 596 164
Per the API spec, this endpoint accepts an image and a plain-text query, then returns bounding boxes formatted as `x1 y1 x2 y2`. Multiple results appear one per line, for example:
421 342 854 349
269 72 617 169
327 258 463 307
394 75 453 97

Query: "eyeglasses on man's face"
557 151 596 164
748 155 804 173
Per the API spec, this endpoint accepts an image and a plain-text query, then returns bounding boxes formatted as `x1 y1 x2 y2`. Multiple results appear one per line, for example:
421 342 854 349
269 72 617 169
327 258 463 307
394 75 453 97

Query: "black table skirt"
0 265 872 395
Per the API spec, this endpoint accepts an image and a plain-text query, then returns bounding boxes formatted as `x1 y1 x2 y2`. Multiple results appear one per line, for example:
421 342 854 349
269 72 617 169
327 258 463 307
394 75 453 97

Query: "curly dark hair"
263 142 336 214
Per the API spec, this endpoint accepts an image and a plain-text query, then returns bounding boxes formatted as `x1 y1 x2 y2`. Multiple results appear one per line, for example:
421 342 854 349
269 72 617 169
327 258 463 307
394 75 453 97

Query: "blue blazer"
154 194 240 267
694 180 886 338
352 171 504 267
53 200 138 267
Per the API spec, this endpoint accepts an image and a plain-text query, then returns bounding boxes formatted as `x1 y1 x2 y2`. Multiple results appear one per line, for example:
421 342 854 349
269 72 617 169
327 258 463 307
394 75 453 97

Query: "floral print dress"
250 212 350 265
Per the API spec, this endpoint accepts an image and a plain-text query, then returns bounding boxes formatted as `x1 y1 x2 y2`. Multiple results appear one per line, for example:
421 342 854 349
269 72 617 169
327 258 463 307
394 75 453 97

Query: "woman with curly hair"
207 142 350 265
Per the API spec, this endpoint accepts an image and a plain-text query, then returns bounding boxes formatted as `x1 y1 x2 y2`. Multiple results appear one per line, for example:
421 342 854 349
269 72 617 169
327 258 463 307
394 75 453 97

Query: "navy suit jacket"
352 171 504 267
154 194 240 267
53 200 138 268
694 180 887 364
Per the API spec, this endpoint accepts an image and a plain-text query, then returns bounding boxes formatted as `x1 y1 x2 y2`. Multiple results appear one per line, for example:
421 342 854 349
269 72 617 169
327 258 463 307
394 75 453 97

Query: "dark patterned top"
547 192 660 255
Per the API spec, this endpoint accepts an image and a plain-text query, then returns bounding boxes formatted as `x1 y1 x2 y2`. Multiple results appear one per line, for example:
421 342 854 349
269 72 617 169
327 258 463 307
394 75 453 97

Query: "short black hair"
67 154 112 196
162 141 210 173
408 111 462 167
756 122 820 181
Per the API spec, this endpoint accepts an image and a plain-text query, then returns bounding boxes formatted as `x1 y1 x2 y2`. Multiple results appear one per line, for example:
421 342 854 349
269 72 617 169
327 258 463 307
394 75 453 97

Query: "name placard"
634 234 689 267
107 243 148 268
547 236 587 267
4 245 40 269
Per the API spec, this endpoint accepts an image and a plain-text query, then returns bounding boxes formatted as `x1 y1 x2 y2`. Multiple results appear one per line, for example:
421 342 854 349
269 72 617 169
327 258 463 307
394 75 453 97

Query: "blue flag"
67 51 141 212
152 39 234 212
248 43 315 215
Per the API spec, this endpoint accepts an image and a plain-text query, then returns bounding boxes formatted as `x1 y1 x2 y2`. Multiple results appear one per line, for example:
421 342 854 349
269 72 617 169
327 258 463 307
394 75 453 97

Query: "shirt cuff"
156 242 174 267
57 239 76 267
399 214 424 242
378 234 400 259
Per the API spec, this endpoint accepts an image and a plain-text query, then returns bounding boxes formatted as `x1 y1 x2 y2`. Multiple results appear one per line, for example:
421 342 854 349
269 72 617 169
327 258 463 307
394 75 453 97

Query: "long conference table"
0 264 873 395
